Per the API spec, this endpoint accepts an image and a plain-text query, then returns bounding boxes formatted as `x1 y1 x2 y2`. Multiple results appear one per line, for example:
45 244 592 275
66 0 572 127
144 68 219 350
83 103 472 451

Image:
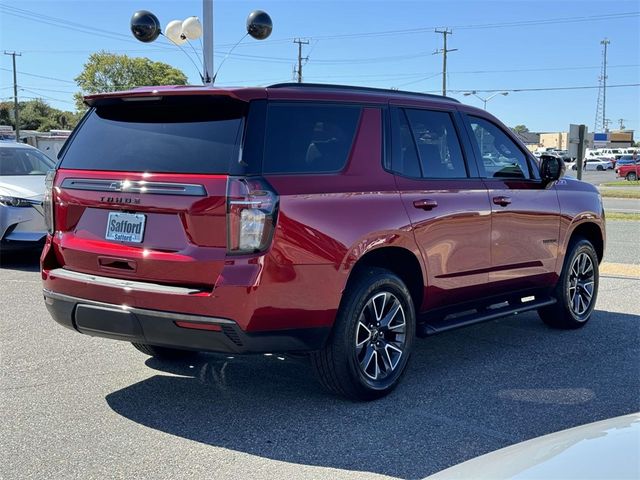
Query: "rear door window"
404 109 467 178
468 116 531 179
60 98 246 174
391 107 468 179
263 103 362 174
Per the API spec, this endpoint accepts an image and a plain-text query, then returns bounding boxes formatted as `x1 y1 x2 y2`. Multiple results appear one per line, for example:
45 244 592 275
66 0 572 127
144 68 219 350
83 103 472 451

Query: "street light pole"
202 0 214 84
464 91 509 109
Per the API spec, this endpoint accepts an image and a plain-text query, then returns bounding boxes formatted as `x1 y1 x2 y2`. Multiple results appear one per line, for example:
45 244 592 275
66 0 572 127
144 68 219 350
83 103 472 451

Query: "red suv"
42 84 605 400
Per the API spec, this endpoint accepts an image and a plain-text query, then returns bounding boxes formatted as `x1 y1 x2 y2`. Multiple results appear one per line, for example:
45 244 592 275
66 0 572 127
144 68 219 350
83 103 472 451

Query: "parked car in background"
566 158 613 171
429 413 640 480
0 142 54 250
552 149 572 162
617 160 640 181
586 150 616 166
41 83 605 400
599 148 628 162
614 155 639 173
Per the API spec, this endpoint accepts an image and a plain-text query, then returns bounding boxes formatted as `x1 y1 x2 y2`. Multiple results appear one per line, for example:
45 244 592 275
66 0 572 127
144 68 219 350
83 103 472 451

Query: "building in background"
539 131 595 150
511 130 540 153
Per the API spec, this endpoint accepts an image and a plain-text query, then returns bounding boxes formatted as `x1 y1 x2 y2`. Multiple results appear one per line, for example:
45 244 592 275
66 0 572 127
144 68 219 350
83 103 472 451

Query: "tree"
0 99 80 132
513 125 529 134
74 51 188 110
20 99 52 130
0 102 13 126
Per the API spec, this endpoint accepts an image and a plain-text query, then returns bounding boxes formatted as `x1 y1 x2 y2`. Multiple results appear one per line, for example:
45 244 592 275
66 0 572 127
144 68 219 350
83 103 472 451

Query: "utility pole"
576 124 586 181
600 38 610 131
433 29 457 96
618 118 626 130
3 51 21 141
293 38 309 83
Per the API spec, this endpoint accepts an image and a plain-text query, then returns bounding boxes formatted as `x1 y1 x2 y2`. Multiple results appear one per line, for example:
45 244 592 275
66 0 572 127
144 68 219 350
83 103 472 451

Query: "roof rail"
267 82 460 103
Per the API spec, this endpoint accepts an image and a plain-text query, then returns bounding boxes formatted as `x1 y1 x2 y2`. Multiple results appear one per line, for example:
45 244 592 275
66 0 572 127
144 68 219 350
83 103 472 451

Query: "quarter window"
263 103 362 174
469 116 531 179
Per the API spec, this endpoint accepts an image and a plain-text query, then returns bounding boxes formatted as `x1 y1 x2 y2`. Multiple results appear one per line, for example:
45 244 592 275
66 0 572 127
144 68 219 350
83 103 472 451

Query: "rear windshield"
60 98 245 174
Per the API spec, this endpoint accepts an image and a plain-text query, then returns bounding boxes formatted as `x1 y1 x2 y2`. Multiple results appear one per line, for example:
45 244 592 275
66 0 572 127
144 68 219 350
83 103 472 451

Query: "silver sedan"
0 142 55 250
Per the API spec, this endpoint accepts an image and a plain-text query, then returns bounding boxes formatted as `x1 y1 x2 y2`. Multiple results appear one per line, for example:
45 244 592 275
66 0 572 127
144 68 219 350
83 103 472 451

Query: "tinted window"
0 147 54 175
61 99 245 174
403 109 467 178
392 109 421 177
469 116 531 179
263 103 361 174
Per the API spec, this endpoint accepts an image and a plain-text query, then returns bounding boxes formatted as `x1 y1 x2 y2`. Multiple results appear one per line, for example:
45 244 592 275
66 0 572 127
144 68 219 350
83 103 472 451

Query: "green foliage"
0 100 79 132
513 124 529 134
0 102 13 126
74 51 188 110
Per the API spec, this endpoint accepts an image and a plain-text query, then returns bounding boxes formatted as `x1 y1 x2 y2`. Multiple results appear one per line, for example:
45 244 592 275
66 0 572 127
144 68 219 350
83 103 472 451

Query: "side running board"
417 296 557 337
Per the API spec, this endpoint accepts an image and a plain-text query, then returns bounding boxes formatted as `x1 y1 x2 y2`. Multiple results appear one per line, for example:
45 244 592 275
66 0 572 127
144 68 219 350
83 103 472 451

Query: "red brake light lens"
227 177 278 254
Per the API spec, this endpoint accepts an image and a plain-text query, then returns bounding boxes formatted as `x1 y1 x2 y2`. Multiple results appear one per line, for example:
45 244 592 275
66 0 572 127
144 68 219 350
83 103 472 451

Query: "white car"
0 142 55 250
566 158 613 171
429 413 640 479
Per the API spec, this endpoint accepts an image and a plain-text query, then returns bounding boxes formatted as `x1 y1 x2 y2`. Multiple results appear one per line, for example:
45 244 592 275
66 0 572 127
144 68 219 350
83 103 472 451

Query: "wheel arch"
566 220 604 263
345 246 425 313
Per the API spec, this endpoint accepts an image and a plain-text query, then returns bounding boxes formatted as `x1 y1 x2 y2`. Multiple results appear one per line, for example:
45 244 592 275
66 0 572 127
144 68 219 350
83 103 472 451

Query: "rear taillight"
43 169 56 234
227 177 278 254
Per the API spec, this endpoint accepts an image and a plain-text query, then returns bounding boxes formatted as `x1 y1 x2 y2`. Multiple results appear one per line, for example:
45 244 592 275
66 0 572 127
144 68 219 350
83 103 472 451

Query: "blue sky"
1 0 638 133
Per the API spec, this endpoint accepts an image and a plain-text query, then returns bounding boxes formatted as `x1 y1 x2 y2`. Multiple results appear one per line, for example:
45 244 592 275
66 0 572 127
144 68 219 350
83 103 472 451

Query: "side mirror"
540 154 565 184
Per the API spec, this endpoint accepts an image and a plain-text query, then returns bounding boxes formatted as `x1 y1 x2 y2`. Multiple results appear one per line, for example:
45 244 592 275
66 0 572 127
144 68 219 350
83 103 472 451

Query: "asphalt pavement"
1 222 639 480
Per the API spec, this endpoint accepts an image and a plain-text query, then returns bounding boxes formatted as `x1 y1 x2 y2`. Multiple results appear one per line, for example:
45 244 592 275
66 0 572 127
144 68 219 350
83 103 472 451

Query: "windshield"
60 98 246 174
0 147 55 176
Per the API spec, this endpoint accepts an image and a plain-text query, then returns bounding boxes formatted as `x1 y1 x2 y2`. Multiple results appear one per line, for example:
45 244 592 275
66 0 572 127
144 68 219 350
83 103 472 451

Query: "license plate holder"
105 212 146 243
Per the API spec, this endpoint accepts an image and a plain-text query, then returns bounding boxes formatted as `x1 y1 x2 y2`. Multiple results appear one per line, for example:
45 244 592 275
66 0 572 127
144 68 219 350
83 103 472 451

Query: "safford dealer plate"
105 212 146 243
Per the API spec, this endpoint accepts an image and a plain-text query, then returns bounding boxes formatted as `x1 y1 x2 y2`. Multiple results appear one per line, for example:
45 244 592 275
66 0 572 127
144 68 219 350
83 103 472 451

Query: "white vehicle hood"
428 413 640 479
0 175 46 200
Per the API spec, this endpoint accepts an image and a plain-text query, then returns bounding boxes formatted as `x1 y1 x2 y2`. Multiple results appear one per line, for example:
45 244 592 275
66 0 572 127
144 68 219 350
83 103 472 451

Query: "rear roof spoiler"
84 86 266 107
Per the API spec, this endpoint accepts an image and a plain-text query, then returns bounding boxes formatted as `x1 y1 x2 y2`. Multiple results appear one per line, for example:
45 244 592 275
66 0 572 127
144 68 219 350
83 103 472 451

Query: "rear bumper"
44 289 330 354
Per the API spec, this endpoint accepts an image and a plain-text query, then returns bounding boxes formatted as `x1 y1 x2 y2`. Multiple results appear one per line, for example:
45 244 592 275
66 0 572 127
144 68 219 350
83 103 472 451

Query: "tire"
571 165 577 171
627 172 638 181
131 342 197 359
596 165 604 171
310 267 416 401
538 238 599 329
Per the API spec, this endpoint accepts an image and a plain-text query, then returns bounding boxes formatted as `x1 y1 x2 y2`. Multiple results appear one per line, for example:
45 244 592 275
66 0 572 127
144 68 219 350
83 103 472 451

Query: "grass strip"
600 189 640 199
606 212 640 221
601 181 639 187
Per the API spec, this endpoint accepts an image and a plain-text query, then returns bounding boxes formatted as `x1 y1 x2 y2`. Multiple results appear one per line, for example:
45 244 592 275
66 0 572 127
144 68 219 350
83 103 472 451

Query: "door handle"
413 199 438 210
492 196 512 207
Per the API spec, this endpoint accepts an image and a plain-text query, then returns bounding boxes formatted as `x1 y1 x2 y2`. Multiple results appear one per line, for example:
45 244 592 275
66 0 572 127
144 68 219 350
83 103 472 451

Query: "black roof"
268 82 460 103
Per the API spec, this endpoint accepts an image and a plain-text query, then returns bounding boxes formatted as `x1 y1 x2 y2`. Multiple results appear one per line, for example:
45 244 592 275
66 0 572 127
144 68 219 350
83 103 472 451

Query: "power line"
0 5 175 50
19 88 76 105
0 67 75 84
3 4 637 50
17 86 77 94
434 83 640 94
283 12 640 41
